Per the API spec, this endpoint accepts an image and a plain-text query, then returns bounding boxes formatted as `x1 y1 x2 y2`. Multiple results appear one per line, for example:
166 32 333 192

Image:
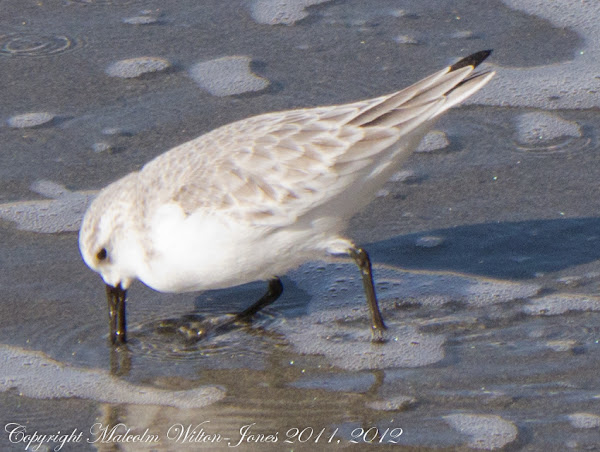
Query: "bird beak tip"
105 283 128 345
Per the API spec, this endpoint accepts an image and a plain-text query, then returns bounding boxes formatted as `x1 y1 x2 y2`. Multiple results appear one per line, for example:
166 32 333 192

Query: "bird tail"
348 50 495 129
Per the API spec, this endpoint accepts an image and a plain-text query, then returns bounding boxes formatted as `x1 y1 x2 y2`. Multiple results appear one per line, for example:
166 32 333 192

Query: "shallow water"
2 0 600 450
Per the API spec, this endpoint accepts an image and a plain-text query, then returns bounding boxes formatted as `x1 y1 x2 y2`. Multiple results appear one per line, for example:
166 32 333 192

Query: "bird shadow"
366 217 600 280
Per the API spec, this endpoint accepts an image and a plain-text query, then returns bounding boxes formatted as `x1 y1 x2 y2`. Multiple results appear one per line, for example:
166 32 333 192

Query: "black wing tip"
450 49 493 72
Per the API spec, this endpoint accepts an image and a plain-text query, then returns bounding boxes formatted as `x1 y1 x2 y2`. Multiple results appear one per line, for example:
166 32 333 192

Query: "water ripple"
124 309 284 369
0 33 77 57
513 134 593 156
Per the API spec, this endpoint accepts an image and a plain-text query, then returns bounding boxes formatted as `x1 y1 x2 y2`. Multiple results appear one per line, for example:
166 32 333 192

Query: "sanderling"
79 50 495 345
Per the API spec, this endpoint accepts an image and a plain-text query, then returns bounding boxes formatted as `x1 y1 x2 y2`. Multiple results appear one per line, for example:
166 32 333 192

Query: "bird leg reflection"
156 277 284 342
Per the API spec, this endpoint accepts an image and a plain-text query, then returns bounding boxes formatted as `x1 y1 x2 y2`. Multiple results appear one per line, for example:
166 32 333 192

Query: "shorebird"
79 50 495 345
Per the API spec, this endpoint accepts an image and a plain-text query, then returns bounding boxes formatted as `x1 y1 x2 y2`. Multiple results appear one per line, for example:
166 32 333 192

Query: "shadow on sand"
367 217 600 279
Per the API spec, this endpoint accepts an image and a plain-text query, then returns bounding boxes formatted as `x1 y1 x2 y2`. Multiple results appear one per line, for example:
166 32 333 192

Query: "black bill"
105 283 127 344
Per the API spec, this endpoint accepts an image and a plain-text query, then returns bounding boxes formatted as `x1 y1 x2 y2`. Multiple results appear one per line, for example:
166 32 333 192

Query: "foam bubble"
515 112 581 145
523 294 600 316
467 1 600 109
389 9 407 18
106 57 171 78
0 345 224 408
567 413 600 429
92 142 113 153
366 395 416 411
450 30 475 39
189 56 270 96
249 0 332 25
415 236 445 248
393 35 419 45
556 275 583 286
462 278 540 307
545 340 578 352
29 180 69 198
7 112 55 128
123 16 158 25
444 413 518 450
280 321 445 371
416 130 450 153
389 169 415 183
280 263 540 370
101 127 133 136
0 181 96 233
385 270 540 308
123 13 159 25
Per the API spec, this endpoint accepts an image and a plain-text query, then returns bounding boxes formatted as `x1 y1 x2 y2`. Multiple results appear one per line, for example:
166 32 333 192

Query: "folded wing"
142 51 495 227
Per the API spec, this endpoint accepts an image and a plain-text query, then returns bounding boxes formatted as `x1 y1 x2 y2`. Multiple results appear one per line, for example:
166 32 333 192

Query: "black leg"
106 283 127 344
236 277 283 321
349 247 387 342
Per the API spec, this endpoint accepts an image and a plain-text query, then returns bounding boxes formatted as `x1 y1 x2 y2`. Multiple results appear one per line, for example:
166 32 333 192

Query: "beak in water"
105 283 127 344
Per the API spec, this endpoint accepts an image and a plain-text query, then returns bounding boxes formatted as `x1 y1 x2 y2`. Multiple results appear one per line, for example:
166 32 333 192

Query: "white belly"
137 203 335 293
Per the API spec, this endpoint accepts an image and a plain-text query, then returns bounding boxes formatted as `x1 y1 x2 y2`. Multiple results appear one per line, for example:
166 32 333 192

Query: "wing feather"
139 52 495 226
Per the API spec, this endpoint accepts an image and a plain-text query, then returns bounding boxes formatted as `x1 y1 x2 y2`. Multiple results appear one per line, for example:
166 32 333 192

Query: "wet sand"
1 0 600 450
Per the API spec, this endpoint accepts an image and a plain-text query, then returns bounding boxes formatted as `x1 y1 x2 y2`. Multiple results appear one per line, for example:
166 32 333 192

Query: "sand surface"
1 0 600 450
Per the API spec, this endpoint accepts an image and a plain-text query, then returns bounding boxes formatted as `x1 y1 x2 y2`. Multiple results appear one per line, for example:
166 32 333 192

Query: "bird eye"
96 248 108 261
